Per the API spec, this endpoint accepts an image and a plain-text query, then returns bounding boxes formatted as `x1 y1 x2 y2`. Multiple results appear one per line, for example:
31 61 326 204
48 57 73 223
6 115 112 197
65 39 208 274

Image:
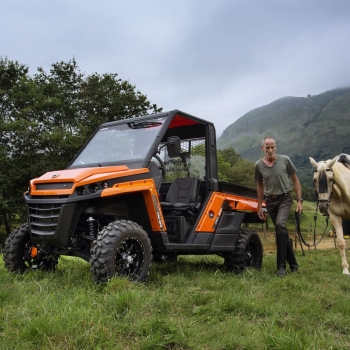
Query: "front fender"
101 179 166 231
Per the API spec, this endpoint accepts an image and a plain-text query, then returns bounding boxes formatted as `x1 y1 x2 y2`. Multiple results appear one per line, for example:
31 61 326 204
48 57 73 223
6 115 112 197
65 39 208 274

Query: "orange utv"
3 110 265 282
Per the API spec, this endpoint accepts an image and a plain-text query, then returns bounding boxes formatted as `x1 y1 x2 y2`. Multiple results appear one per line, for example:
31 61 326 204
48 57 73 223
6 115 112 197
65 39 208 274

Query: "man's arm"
290 173 303 213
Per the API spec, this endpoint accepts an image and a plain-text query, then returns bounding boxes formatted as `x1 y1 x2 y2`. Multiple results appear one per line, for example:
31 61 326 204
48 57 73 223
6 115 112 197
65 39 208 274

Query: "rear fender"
196 192 261 232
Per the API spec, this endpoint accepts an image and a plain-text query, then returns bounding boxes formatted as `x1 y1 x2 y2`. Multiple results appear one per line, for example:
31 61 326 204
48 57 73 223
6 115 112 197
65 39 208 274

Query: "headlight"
101 181 109 189
75 187 86 196
88 183 99 193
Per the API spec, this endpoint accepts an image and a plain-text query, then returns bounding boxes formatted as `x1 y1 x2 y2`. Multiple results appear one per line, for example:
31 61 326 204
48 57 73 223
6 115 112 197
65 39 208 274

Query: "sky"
1 0 350 137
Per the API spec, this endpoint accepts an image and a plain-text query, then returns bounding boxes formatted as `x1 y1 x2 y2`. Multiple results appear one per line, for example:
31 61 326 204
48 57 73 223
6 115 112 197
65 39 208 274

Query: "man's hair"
261 136 276 147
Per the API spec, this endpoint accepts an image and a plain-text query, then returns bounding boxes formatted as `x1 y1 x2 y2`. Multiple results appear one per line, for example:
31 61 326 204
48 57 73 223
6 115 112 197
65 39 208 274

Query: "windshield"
70 117 165 166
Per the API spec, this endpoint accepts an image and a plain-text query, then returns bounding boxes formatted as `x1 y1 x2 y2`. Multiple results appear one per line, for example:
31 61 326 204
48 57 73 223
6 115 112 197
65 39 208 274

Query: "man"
254 136 303 277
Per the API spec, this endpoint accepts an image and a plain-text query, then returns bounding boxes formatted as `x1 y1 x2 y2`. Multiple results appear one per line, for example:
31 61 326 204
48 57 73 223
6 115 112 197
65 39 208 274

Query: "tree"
217 147 256 187
0 57 162 234
217 151 232 181
0 58 31 233
79 72 161 138
218 147 241 166
228 159 256 188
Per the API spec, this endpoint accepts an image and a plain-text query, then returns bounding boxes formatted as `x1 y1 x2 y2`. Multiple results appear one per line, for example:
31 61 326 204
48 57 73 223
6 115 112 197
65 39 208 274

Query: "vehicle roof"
100 110 215 129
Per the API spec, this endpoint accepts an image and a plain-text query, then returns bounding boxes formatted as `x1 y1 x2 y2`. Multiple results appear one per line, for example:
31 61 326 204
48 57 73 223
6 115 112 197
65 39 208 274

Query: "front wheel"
90 220 152 283
224 229 263 273
3 223 58 273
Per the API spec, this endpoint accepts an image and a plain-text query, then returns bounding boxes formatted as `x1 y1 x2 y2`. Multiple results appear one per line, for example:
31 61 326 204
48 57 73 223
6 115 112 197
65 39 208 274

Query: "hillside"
217 87 350 185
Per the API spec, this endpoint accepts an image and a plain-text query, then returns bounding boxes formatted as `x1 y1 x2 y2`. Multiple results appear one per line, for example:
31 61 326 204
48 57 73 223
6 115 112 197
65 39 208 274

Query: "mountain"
217 87 350 186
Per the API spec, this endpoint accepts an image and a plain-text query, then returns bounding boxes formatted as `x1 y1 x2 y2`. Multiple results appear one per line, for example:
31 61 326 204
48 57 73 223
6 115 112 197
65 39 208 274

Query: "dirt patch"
259 231 339 253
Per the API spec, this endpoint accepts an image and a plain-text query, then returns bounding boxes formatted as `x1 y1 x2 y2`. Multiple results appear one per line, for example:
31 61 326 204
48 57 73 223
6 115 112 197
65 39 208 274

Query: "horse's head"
309 156 338 215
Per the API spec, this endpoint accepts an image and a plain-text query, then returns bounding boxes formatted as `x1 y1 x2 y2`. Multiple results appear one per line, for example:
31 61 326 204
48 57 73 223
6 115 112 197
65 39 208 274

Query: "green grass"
1 248 350 349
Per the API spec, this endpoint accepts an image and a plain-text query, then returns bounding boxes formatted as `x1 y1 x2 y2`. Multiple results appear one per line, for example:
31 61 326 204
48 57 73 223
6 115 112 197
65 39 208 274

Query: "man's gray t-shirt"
254 155 297 196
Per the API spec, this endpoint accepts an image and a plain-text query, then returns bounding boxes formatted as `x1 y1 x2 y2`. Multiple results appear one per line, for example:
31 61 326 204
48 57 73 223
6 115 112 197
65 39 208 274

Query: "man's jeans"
265 193 298 269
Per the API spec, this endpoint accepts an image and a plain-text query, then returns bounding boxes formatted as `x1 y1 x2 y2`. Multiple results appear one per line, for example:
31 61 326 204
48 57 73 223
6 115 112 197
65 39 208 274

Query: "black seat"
160 177 201 215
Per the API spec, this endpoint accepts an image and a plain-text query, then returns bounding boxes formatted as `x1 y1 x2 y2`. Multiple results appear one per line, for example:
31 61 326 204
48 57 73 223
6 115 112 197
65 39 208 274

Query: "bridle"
313 167 334 210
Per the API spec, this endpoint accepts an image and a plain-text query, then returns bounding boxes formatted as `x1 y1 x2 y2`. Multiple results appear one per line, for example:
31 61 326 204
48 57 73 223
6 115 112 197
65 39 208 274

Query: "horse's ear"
327 156 338 169
309 157 318 169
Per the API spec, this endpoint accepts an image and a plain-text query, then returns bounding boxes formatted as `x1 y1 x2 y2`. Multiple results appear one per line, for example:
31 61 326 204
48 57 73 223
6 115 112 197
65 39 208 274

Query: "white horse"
310 154 350 276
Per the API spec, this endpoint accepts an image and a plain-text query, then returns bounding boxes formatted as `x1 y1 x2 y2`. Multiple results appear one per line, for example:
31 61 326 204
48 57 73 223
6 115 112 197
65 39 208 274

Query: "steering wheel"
152 153 165 180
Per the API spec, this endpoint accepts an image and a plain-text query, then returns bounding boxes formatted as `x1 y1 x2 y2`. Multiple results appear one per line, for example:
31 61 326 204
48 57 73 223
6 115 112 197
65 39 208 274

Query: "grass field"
1 202 349 349
1 241 350 349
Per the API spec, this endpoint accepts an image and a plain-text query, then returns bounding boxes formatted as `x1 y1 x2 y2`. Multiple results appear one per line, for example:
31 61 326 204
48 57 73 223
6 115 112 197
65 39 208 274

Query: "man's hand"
295 201 303 213
258 208 265 220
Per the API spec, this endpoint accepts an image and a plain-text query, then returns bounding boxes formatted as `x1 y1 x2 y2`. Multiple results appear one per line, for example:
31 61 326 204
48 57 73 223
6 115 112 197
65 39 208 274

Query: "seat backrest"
165 177 200 204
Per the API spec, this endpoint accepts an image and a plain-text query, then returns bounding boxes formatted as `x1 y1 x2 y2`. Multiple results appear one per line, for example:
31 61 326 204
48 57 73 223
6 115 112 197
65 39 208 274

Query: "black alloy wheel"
90 220 152 283
3 223 58 273
224 229 263 273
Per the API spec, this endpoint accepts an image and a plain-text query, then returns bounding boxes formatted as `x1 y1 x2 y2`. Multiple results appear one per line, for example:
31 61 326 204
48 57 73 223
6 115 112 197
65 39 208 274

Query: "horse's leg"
332 215 350 275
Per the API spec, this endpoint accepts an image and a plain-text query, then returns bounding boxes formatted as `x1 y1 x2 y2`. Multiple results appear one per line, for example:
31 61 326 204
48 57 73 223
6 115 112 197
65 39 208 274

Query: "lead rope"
294 202 329 255
294 211 305 256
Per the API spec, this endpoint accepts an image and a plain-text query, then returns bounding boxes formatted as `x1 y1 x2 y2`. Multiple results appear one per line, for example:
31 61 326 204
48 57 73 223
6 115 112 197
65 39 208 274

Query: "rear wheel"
224 229 263 273
3 223 58 273
90 220 152 283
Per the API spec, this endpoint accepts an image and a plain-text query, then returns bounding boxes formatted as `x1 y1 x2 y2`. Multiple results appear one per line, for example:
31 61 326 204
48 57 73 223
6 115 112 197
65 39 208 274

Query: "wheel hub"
122 252 134 265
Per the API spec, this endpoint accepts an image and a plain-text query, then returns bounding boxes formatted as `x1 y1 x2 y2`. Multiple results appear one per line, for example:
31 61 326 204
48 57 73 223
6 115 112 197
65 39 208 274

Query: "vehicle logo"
52 174 59 178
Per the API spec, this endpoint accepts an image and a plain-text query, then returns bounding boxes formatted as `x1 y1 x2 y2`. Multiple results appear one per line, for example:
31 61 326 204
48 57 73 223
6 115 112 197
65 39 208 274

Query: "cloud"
1 0 350 137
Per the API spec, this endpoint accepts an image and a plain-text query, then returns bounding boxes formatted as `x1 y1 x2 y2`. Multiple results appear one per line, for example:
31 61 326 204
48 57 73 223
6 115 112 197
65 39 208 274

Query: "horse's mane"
338 153 350 170
330 154 350 183
322 154 350 171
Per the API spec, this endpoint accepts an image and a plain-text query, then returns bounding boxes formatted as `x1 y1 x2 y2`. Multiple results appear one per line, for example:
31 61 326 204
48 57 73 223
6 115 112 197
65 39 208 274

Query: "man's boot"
286 238 298 272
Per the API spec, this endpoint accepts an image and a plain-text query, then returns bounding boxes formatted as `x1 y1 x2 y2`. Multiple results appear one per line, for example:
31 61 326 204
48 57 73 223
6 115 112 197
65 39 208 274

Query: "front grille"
28 203 62 235
36 182 73 190
30 195 69 199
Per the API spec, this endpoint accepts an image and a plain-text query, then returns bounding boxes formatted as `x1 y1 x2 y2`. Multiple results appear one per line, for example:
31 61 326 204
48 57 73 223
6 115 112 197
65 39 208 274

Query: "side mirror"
167 136 181 158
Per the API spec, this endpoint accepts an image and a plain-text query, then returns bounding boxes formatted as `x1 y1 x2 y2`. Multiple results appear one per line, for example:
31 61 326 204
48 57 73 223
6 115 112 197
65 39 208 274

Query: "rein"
295 166 334 253
294 202 329 255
